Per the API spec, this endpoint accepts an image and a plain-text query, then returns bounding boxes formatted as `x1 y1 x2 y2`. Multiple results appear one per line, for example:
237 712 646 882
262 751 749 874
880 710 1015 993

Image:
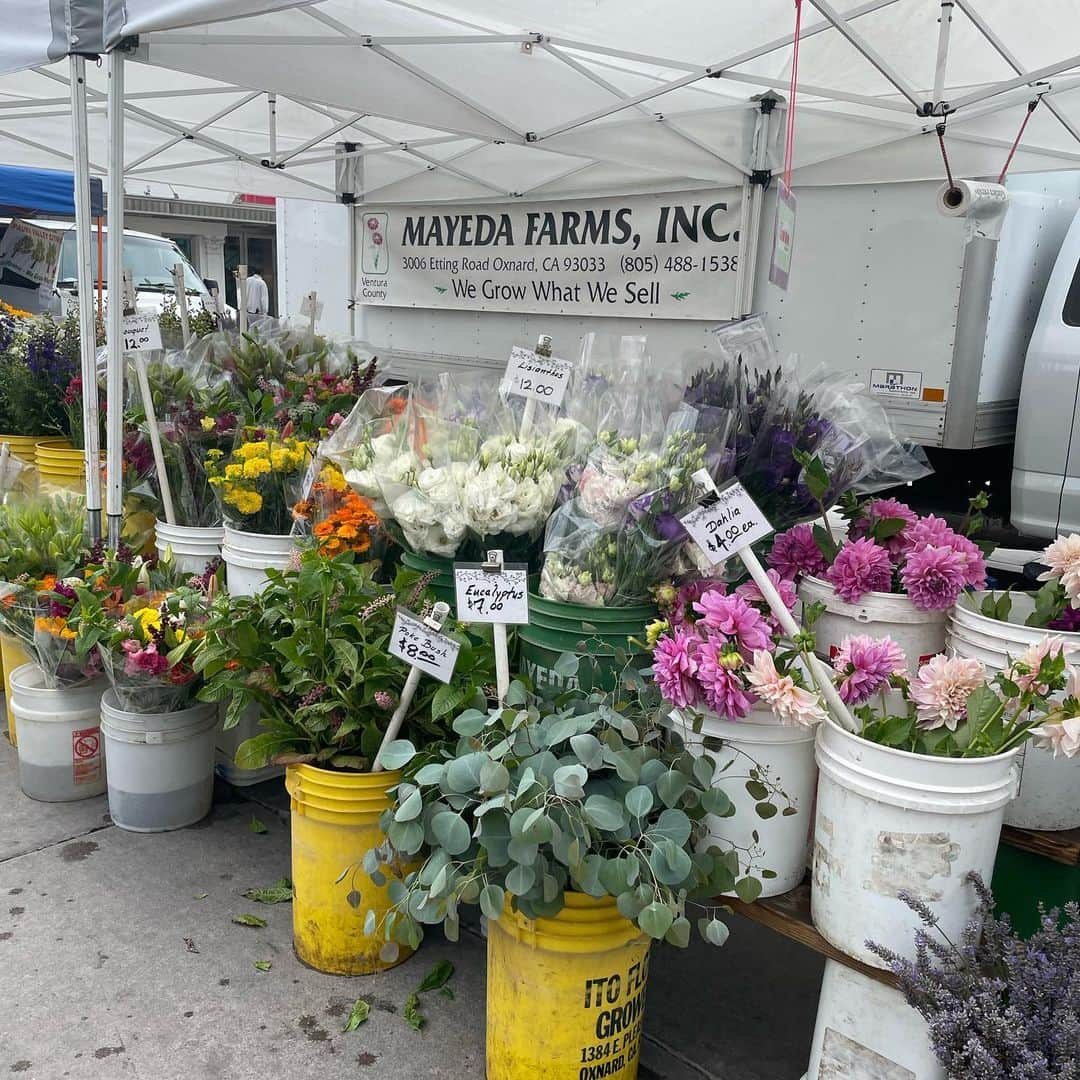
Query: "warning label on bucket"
72 726 102 786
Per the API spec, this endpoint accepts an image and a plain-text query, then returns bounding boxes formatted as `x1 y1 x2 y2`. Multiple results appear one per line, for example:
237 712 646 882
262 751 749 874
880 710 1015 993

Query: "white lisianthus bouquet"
324 379 582 562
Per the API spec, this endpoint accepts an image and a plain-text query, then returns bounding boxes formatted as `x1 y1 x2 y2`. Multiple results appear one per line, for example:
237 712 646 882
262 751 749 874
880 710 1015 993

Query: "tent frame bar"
541 42 750 176
953 0 1080 145
144 33 539 47
124 89 262 170
806 0 923 108
105 50 124 547
932 0 955 108
68 55 102 541
949 53 1080 111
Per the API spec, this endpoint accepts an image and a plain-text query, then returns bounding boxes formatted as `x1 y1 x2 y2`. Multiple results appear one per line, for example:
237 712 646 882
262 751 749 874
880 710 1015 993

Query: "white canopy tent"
2 0 1080 542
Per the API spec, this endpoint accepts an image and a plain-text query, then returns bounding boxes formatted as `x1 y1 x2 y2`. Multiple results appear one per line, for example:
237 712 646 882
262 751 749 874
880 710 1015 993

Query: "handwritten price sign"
389 608 461 684
680 480 773 564
121 313 162 352
501 346 572 407
454 564 529 625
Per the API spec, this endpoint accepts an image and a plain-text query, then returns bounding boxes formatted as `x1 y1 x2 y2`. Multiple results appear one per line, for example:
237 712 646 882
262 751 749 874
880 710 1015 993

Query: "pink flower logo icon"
366 217 379 230
372 233 383 246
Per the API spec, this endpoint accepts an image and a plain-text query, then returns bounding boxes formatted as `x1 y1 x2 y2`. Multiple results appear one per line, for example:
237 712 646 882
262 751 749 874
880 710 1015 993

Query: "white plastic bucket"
10 664 107 802
155 521 224 575
100 691 219 832
672 704 817 897
222 526 296 597
799 575 947 676
812 715 1018 968
948 590 1080 830
805 961 944 1080
215 702 282 787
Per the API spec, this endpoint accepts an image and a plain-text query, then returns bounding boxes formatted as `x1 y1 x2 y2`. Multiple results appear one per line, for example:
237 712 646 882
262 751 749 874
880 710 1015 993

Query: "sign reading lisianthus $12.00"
355 190 742 320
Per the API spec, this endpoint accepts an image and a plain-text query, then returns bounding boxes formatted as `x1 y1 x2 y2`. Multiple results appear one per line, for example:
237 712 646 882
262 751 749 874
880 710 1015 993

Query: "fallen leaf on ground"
231 914 268 928
343 999 370 1032
253 960 272 972
242 877 293 904
249 816 268 834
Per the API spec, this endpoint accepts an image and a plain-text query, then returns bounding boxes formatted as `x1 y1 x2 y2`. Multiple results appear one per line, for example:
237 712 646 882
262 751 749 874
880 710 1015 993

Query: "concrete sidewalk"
0 738 823 1079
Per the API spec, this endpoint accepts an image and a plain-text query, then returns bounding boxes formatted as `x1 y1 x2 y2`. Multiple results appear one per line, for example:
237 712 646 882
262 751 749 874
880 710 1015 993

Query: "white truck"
277 172 1080 536
0 218 220 320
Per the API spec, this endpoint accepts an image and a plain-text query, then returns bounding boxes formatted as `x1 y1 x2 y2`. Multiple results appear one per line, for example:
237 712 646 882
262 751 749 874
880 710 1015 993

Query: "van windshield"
57 233 204 294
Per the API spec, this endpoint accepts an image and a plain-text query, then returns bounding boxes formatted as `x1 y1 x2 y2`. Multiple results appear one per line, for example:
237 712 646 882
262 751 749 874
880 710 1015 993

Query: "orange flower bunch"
294 465 381 557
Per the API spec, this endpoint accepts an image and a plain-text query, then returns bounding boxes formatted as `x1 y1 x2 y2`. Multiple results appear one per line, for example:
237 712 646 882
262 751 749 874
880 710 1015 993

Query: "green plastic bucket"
518 594 654 693
400 550 457 608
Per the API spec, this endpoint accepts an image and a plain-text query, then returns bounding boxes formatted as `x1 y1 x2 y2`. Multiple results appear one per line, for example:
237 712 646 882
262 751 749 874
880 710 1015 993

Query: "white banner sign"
356 190 741 320
0 218 63 287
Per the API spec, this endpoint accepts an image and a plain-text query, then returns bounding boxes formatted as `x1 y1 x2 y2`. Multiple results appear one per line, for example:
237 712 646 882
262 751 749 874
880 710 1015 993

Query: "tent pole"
346 203 357 337
932 1 955 108
267 93 277 164
69 54 102 542
106 50 126 550
736 96 777 317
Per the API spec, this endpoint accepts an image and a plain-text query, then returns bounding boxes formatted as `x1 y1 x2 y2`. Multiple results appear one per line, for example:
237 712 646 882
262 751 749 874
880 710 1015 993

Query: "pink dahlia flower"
849 498 918 560
1007 636 1069 696
910 654 985 730
1031 715 1080 758
669 579 724 630
692 592 772 654
768 524 827 581
905 514 955 550
1039 533 1080 607
825 538 893 603
124 644 169 678
696 639 754 718
900 544 967 611
653 630 701 709
831 634 907 704
735 569 797 613
744 650 826 727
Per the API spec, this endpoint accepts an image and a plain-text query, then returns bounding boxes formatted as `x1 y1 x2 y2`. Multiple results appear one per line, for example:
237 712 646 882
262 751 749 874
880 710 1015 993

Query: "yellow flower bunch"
205 434 312 531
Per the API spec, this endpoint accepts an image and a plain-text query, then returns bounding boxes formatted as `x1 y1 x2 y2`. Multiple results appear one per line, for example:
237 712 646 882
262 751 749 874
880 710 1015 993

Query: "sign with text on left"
354 190 742 320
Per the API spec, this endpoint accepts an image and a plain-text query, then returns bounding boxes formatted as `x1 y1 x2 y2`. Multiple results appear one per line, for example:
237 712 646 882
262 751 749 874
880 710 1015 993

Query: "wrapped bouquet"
205 431 314 534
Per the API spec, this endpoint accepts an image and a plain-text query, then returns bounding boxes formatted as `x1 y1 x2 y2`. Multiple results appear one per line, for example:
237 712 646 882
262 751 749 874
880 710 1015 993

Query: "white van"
1011 211 1080 537
0 218 220 319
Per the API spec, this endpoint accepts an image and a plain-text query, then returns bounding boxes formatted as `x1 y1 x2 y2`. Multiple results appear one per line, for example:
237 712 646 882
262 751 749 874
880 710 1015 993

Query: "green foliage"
342 999 370 1032
0 494 87 582
231 914 267 928
196 549 494 770
367 664 755 951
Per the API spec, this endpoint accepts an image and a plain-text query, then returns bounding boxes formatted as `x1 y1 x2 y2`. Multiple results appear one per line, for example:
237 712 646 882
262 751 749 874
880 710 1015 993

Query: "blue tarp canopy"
0 165 103 219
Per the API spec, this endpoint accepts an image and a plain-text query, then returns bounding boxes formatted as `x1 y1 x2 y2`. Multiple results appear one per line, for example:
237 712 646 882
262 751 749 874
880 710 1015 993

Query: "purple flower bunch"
769 498 987 610
868 874 1080 1080
651 572 798 719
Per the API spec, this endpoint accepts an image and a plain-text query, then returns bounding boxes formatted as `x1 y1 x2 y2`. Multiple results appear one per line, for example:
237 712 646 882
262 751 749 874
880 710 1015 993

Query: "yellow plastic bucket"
286 763 414 975
0 435 51 463
487 893 651 1080
34 439 100 496
0 633 31 745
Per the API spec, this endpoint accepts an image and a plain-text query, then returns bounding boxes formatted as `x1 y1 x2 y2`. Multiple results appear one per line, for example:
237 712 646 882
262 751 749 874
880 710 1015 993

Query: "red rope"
937 123 956 193
782 0 803 189
997 97 1041 185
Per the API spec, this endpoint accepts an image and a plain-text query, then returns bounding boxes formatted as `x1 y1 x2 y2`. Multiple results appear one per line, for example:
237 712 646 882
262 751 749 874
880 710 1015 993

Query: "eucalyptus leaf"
638 901 675 940
431 812 471 856
583 794 627 832
479 884 505 919
378 739 417 770
624 785 653 817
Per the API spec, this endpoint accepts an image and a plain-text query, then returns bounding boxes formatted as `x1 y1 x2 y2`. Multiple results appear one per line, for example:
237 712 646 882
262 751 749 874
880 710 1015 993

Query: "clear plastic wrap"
205 429 314 534
540 404 732 606
324 375 580 563
685 321 931 535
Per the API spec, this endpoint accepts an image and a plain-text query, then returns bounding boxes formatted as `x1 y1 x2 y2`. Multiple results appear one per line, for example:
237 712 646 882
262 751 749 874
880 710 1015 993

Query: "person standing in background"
245 263 269 317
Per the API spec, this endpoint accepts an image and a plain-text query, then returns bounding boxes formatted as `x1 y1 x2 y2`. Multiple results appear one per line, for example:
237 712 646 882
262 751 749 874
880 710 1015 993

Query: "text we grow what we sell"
362 190 744 320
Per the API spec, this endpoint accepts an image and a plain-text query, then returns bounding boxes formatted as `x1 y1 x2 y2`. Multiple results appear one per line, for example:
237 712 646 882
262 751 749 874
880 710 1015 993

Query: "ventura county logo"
361 214 389 275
